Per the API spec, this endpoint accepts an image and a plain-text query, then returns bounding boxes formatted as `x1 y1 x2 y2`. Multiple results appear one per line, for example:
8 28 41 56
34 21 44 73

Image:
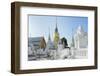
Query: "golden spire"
55 17 58 33
54 16 60 48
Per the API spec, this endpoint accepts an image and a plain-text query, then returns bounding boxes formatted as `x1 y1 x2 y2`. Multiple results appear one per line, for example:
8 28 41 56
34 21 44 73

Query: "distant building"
71 25 88 59
74 25 88 49
28 37 46 50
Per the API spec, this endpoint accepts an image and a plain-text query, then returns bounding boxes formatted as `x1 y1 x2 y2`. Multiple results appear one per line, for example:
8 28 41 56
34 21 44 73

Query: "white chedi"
74 25 88 49
45 34 57 59
70 25 88 59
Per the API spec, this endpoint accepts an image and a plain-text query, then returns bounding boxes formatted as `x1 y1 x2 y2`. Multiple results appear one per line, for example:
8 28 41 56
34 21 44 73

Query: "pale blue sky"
28 15 88 45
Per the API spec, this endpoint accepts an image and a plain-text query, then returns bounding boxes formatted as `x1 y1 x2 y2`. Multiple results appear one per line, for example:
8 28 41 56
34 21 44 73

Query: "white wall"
0 0 100 76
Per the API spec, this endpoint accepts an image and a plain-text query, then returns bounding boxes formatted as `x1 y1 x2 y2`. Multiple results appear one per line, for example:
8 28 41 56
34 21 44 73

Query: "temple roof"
28 37 46 49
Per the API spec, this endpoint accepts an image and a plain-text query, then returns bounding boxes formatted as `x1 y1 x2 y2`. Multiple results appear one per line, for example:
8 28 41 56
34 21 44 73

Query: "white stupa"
46 30 55 51
74 25 88 49
70 25 88 59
